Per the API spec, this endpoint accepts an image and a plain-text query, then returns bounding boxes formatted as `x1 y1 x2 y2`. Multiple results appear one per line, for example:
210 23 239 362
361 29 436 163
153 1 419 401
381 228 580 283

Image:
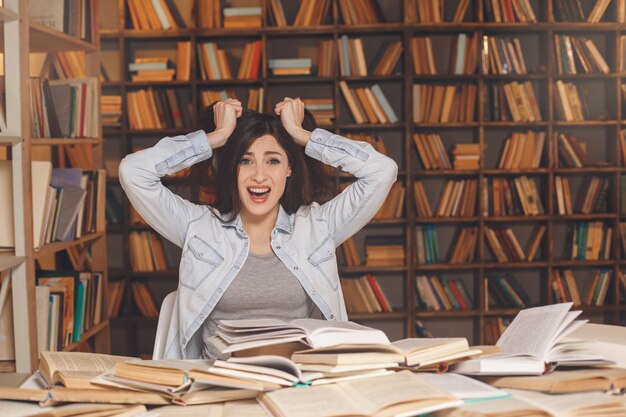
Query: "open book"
292 337 480 369
258 371 461 417
207 318 390 354
442 388 626 417
452 303 611 376
483 368 626 394
38 351 137 389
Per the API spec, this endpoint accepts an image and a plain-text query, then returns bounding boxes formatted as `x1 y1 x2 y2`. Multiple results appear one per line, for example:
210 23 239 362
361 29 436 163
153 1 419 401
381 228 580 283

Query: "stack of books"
268 58 312 76
129 57 175 82
452 144 480 170
223 7 262 28
303 98 333 125
101 95 122 126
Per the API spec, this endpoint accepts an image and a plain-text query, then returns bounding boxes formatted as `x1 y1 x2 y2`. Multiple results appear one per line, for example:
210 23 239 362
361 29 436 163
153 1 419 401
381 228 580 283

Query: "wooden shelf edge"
0 255 25 272
0 361 16 373
63 321 109 352
32 138 102 146
29 22 98 52
0 7 18 22
0 135 21 144
35 232 105 260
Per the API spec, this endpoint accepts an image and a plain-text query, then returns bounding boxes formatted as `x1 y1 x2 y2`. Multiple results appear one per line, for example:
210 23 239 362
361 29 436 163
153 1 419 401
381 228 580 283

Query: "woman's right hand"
207 98 243 149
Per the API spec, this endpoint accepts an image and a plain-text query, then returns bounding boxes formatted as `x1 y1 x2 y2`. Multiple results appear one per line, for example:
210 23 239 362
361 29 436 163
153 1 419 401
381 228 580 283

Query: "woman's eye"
268 158 281 165
240 158 253 165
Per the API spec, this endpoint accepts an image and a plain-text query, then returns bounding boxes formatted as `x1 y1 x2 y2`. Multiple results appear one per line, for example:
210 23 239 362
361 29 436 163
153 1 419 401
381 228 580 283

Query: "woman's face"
237 134 292 222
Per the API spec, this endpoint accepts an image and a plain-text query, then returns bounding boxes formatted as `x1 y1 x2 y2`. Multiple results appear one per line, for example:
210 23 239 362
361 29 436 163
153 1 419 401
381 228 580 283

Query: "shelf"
414 170 479 177
553 120 619 126
0 7 18 22
416 310 480 318
29 22 98 52
415 216 480 224
267 76 336 85
485 215 550 222
482 121 549 128
0 255 25 272
552 167 618 174
121 28 194 38
35 232 105 260
0 361 16 373
551 260 615 267
554 73 620 80
348 311 408 321
337 123 405 130
414 122 480 128
483 74 548 80
415 263 480 271
552 213 617 221
264 25 336 36
0 135 20 145
63 321 109 352
196 79 263 87
482 261 550 269
339 266 407 274
31 138 102 146
483 168 550 176
126 80 192 87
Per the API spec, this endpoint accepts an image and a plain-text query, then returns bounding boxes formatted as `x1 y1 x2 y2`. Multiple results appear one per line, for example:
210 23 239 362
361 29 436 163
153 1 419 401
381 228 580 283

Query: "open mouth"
248 186 271 202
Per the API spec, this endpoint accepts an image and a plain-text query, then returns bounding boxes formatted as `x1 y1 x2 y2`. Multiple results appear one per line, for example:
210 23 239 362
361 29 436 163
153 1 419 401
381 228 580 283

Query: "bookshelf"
0 0 109 373
102 0 626 355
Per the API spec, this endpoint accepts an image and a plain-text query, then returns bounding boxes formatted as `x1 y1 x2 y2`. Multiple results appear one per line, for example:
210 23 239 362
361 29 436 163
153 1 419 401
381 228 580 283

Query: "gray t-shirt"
201 251 322 358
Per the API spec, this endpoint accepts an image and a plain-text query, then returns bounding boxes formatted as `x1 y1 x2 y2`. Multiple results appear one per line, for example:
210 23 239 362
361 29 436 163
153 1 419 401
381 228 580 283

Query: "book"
206 318 390 354
452 303 612 376
484 368 626 394
445 388 626 417
38 351 137 389
258 371 461 417
292 337 480 368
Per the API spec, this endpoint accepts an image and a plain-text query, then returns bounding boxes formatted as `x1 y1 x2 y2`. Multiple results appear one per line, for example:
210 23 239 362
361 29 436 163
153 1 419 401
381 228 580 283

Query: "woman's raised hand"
207 98 242 149
275 97 311 146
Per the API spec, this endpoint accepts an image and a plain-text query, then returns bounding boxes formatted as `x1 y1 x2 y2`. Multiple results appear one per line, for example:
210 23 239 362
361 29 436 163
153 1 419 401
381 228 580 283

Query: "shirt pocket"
308 237 338 289
180 235 224 290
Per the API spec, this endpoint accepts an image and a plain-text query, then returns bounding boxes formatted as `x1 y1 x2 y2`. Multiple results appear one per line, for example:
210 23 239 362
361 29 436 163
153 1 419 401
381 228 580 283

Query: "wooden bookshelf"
102 0 626 355
0 0 109 372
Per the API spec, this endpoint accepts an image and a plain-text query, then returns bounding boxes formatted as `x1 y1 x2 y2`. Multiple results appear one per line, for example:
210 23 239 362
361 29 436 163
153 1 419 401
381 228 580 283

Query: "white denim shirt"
119 128 398 359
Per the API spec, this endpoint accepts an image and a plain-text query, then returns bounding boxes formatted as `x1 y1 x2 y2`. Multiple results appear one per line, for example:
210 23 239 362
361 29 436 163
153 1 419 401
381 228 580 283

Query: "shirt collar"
220 205 294 234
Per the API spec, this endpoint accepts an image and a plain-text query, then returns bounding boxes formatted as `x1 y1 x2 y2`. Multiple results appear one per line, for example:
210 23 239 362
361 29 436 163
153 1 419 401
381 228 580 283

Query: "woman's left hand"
275 97 311 146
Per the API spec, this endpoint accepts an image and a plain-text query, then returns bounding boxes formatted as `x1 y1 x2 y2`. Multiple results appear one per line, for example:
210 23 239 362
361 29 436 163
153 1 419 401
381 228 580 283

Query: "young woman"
119 98 398 359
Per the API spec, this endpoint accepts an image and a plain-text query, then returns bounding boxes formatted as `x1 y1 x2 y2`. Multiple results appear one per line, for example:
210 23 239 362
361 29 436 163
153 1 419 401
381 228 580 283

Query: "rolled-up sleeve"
306 128 398 246
119 130 212 247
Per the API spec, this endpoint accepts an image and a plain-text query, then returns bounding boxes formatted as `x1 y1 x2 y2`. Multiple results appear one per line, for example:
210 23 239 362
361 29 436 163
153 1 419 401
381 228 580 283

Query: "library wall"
100 0 626 357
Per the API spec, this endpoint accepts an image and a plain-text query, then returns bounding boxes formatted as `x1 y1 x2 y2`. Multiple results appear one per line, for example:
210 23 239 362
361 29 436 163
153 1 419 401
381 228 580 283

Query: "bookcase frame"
102 0 626 355
0 0 109 373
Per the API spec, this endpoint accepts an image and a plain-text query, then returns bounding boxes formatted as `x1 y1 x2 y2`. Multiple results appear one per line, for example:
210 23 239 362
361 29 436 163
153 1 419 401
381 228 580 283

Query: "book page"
443 396 542 416
0 400 51 417
146 403 224 417
223 399 268 417
292 319 390 347
41 351 136 382
510 388 626 415
392 338 467 353
260 385 363 417
338 371 454 414
420 373 509 400
496 303 572 360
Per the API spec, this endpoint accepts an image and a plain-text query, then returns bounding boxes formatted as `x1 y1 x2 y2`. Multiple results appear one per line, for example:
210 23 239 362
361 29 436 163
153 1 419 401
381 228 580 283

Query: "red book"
366 274 392 313
446 279 468 310
249 40 263 79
